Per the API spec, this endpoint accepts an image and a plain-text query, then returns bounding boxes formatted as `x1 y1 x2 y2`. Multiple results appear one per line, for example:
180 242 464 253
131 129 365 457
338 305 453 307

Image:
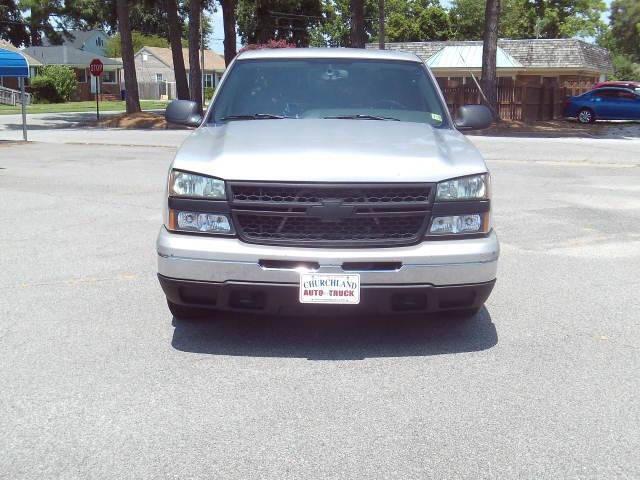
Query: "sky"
206 0 615 53
207 10 238 54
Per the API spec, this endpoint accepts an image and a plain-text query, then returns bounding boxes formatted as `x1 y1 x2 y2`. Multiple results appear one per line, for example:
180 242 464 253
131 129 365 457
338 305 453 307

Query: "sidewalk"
469 119 640 140
0 111 190 146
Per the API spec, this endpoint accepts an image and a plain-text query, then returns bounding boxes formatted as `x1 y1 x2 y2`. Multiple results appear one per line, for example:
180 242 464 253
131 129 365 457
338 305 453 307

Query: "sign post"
89 59 104 121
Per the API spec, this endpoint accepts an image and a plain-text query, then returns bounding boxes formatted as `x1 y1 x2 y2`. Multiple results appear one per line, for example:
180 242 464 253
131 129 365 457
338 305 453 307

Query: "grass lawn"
0 100 169 115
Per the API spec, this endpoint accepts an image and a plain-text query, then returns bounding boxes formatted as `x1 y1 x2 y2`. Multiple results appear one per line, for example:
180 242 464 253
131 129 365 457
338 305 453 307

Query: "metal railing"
0 85 31 106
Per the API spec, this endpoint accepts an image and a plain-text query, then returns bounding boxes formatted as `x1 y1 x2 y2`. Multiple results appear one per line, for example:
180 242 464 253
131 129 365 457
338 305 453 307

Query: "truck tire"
167 300 213 320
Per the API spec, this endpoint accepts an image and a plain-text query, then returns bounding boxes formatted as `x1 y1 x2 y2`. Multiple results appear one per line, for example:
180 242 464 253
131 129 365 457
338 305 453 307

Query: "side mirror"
165 100 203 127
454 105 492 131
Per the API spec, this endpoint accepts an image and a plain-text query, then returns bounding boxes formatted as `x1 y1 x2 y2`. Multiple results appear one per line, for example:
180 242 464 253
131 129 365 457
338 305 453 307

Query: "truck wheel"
577 108 595 124
167 300 213 320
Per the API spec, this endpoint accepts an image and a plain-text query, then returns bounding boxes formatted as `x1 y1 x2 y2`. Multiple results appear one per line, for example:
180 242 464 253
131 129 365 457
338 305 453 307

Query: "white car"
158 48 499 318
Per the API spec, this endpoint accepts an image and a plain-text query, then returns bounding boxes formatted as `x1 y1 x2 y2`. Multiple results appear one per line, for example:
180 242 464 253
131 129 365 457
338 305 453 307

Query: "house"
23 46 122 101
134 46 226 99
367 39 613 90
42 29 110 57
0 40 43 90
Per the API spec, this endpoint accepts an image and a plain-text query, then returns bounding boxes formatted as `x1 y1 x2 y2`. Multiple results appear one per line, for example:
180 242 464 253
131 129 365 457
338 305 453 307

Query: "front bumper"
157 227 499 313
157 227 499 285
159 275 495 314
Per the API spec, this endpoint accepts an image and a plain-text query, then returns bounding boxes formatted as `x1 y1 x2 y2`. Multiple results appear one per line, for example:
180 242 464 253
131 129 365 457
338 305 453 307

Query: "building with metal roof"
0 47 29 78
367 39 613 90
0 46 30 140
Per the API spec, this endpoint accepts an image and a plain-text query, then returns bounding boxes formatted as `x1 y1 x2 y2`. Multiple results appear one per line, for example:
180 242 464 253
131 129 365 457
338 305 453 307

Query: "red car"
593 81 640 91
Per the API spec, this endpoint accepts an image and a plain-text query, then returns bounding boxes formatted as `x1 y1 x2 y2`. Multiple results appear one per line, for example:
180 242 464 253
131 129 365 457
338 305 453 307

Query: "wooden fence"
138 81 177 100
442 84 592 122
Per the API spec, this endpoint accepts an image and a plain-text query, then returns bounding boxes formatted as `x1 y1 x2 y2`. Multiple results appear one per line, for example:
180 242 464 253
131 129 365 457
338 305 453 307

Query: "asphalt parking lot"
1 131 639 479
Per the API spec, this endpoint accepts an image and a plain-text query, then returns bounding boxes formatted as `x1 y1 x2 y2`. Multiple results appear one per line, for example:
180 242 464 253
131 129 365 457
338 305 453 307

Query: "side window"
618 91 636 100
75 68 87 83
594 89 617 99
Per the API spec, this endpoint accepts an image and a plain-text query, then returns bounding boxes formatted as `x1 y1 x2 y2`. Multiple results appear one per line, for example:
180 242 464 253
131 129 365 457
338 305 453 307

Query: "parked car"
158 48 498 319
592 81 640 92
564 87 640 123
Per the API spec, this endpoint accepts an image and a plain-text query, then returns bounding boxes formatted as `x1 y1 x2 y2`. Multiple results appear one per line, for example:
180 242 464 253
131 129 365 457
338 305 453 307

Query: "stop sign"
89 58 103 77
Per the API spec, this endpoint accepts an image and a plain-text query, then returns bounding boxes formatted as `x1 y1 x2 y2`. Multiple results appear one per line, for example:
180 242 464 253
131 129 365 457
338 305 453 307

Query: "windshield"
209 58 448 127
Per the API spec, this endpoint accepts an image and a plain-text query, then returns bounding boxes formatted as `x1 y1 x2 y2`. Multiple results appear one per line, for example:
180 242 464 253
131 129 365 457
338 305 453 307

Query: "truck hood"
172 119 487 183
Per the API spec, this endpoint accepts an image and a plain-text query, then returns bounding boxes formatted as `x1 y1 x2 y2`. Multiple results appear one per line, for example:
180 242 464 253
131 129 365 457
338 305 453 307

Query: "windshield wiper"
219 113 290 121
323 114 400 121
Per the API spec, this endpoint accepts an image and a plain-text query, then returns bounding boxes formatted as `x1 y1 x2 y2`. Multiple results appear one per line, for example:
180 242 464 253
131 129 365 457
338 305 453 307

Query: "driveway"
1 131 639 479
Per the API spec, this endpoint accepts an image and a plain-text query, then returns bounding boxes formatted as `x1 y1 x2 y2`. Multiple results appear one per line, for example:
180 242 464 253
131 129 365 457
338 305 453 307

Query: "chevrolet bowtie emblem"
307 200 355 222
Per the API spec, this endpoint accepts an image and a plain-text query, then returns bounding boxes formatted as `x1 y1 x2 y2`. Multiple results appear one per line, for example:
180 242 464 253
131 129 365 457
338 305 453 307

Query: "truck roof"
236 47 422 62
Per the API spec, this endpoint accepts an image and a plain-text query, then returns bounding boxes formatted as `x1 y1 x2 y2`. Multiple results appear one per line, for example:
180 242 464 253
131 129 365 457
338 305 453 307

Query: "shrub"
204 86 215 101
41 65 78 102
238 39 296 53
30 75 61 104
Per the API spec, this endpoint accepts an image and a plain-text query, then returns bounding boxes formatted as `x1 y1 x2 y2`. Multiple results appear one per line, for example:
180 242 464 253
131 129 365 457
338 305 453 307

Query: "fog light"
429 214 483 235
175 211 233 233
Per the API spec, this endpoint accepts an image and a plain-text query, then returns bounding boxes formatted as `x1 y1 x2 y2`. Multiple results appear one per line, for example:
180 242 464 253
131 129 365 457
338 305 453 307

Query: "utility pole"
378 0 385 50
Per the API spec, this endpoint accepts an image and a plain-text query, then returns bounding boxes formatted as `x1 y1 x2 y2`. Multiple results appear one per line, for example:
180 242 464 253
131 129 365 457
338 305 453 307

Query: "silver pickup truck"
158 48 499 318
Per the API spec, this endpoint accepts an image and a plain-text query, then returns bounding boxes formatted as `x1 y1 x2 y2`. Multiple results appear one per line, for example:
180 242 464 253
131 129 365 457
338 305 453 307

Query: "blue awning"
0 47 29 77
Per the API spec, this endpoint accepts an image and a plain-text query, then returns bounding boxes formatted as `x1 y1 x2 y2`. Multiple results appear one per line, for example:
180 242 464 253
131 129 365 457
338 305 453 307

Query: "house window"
156 73 164 82
203 73 214 88
96 37 104 47
75 68 87 83
102 70 116 84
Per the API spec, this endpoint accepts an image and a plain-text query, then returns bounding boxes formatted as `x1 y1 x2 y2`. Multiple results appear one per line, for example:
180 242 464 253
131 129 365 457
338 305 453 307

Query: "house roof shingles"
140 46 226 72
22 46 121 68
42 30 101 50
0 40 43 67
366 39 613 73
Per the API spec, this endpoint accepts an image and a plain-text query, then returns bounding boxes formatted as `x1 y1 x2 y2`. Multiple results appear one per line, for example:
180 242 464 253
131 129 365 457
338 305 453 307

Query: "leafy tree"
448 0 485 40
448 0 605 41
309 0 377 47
385 0 451 42
237 0 323 47
597 0 640 80
610 54 640 80
17 0 71 45
105 32 170 57
0 0 29 46
609 0 640 62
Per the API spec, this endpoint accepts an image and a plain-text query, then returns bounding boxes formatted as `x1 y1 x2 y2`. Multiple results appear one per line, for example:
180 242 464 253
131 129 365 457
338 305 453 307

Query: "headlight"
169 170 226 199
436 174 488 201
168 210 234 234
429 214 486 235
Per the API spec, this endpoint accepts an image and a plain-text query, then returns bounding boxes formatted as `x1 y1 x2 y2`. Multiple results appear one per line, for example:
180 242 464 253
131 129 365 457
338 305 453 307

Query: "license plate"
299 273 361 305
